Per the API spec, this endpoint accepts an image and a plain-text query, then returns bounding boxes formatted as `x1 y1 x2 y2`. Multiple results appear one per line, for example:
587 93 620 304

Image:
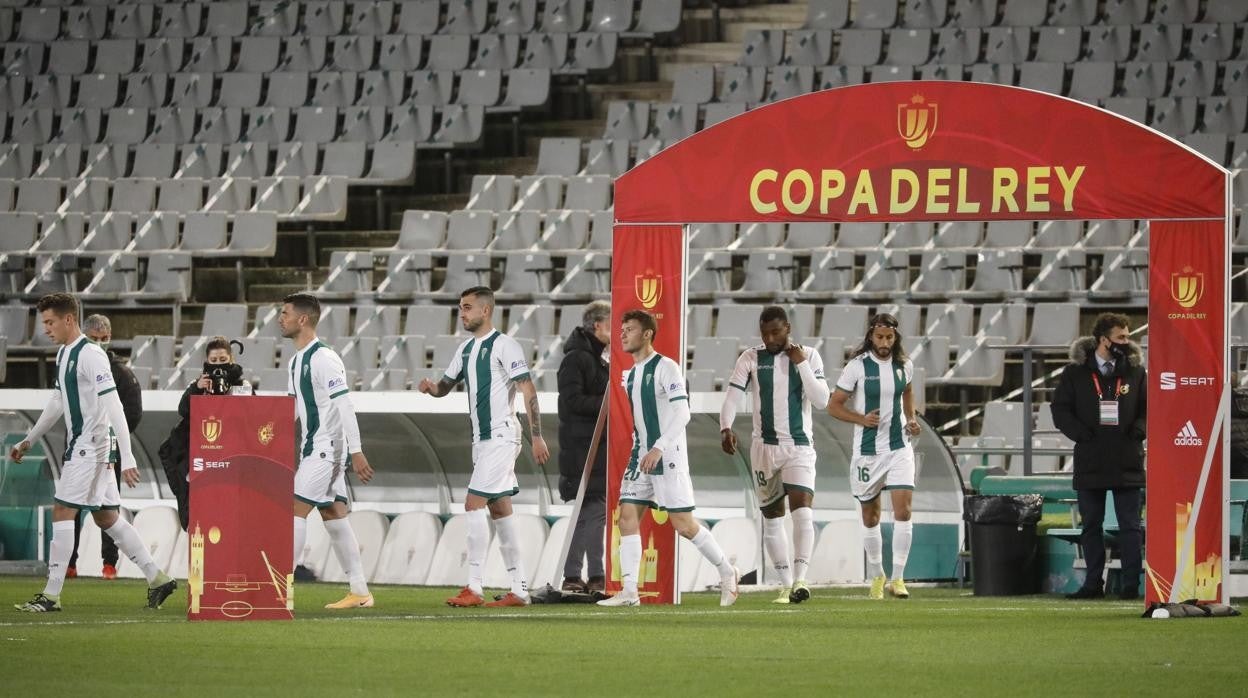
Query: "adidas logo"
1174 421 1203 447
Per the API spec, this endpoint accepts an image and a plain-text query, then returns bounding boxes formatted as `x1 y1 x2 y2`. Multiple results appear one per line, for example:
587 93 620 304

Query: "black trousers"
1076 487 1143 593
69 464 122 569
564 495 606 579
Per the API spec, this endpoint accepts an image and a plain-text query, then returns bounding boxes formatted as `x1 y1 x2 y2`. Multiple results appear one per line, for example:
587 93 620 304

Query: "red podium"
188 395 295 621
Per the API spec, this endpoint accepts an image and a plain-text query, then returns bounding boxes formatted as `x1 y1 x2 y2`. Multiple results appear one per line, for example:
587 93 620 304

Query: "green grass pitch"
0 577 1242 696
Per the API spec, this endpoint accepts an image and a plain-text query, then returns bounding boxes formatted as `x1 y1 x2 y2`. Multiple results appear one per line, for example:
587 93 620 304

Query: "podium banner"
607 224 686 604
189 395 295 620
1146 220 1229 604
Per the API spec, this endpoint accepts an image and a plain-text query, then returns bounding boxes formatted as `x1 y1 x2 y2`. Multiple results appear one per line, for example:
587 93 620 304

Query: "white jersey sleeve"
82 347 117 397
727 350 753 393
836 355 862 393
316 350 350 399
497 334 531 382
442 339 468 384
658 358 687 403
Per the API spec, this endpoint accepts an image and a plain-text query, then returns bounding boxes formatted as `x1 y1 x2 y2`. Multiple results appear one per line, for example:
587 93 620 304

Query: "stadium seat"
910 335 951 378
709 517 760 583
497 250 554 302
426 514 486 586
852 249 909 300
932 335 1006 387
819 305 869 339
1087 248 1148 302
316 250 374 300
169 529 189 579
797 249 855 300
728 250 796 299
117 506 181 580
807 520 864 583
373 512 443 585
984 221 1031 248
976 303 1027 344
934 221 982 248
1081 29 1129 65
785 222 834 249
719 66 766 103
875 302 920 337
803 0 850 29
533 516 573 589
320 511 390 583
483 513 549 587
837 222 885 249
541 209 591 250
298 509 334 583
1025 303 1079 350
960 249 1023 301
909 250 967 301
837 29 884 66
692 337 741 372
980 401 1029 441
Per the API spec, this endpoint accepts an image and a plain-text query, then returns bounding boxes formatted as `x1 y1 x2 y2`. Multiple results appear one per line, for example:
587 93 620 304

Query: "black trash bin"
963 494 1044 596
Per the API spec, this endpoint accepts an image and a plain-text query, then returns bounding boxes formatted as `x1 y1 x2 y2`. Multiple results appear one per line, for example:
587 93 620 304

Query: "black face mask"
1108 341 1129 360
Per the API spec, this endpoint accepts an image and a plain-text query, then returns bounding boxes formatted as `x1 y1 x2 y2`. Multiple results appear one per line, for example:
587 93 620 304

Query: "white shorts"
294 452 348 509
55 457 122 511
468 425 521 501
619 446 697 513
750 441 816 508
850 447 916 502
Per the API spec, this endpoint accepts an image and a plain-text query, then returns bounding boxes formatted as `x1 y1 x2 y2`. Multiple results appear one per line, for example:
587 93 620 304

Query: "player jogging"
826 313 920 600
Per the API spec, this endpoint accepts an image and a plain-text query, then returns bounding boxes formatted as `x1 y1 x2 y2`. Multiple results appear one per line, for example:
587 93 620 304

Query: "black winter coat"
158 381 206 530
107 349 143 432
1050 336 1147 490
556 327 608 501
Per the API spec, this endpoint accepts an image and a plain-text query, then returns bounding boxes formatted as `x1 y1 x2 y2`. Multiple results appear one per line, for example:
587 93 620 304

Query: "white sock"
791 506 814 582
293 516 307 567
863 523 884 579
691 525 735 579
324 518 369 597
465 509 489 596
762 517 793 588
104 517 161 585
892 520 913 581
619 533 642 594
43 520 75 598
493 514 529 598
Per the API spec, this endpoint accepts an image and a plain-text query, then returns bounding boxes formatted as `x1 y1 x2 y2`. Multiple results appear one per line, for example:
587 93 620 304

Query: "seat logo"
898 95 937 150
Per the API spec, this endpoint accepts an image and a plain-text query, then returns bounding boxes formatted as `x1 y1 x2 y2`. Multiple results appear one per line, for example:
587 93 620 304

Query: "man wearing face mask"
1051 313 1146 600
157 336 252 531
67 314 143 580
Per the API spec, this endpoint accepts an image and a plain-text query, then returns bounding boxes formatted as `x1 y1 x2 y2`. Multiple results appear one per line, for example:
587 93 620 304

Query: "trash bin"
963 494 1044 596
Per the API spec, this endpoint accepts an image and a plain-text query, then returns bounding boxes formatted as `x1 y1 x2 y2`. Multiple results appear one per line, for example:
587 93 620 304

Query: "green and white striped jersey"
623 352 688 466
442 330 531 443
54 335 117 462
727 345 827 447
836 352 914 457
288 338 352 459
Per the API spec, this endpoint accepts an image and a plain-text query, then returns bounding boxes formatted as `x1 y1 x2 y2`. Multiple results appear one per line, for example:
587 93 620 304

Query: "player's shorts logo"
897 94 937 150
202 416 222 443
635 272 662 309
1170 266 1204 309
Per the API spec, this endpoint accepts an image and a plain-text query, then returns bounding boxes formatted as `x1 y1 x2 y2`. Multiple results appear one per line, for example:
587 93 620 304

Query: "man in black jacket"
1051 313 1146 600
556 301 611 593
68 314 143 579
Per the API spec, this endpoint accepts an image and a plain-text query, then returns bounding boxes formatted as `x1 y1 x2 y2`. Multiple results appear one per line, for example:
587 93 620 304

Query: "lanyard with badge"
1091 372 1122 426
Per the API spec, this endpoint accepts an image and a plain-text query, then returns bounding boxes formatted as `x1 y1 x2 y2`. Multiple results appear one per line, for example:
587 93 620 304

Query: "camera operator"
158 336 251 530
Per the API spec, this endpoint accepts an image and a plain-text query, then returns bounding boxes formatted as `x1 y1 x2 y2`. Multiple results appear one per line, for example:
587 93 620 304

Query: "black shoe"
146 579 177 609
1065 586 1104 600
15 593 61 613
293 565 317 582
1118 590 1139 601
789 581 811 604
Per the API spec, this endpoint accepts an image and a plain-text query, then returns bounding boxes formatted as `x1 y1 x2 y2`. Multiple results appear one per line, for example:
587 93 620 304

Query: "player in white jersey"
719 306 830 605
827 313 921 600
10 294 176 612
598 310 740 607
280 293 377 610
419 287 550 608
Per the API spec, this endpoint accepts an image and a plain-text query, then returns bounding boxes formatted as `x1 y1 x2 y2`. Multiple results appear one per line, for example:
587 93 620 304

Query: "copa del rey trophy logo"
635 271 662 310
898 94 938 150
